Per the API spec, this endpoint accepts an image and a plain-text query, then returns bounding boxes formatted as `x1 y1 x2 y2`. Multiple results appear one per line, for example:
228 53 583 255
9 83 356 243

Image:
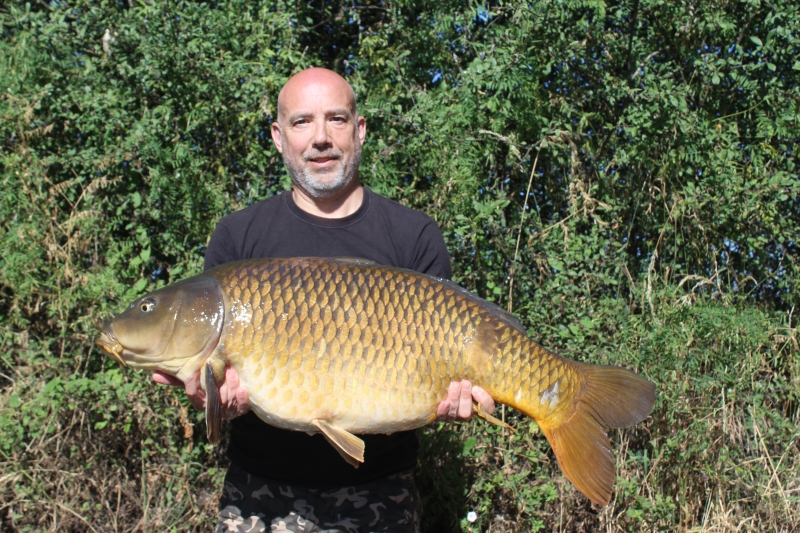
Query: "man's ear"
271 121 283 153
357 115 366 145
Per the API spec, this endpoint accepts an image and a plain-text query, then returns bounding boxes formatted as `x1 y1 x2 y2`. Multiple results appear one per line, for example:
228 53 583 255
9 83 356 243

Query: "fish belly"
234 351 447 435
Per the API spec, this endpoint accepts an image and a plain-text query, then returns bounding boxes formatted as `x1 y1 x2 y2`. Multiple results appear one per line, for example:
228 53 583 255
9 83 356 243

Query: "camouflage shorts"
216 464 422 533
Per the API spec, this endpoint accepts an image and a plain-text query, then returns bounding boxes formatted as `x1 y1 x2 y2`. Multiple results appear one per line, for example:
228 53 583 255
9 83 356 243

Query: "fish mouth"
95 328 127 368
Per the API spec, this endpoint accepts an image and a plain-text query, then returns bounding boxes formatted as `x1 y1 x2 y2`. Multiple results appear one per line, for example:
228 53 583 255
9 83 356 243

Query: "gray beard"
282 138 362 200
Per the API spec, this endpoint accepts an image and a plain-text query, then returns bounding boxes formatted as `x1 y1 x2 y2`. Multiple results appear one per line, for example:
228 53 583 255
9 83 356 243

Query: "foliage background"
1 0 798 531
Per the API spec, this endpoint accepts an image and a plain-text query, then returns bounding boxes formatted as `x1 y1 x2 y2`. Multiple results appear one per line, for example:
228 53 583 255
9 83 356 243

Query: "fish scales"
96 257 656 506
218 259 540 433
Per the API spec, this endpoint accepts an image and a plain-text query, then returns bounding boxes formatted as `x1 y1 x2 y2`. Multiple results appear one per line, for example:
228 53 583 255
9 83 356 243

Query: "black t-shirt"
204 186 452 485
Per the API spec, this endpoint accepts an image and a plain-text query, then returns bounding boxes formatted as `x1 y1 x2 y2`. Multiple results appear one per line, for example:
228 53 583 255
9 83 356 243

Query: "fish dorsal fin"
311 419 365 468
435 278 529 335
330 257 379 266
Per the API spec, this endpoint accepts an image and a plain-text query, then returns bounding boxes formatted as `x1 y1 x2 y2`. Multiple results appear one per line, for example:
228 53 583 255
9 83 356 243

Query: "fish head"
96 275 225 381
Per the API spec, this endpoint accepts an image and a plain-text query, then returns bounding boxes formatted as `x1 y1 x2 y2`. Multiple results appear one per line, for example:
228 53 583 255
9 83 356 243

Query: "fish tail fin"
537 363 656 505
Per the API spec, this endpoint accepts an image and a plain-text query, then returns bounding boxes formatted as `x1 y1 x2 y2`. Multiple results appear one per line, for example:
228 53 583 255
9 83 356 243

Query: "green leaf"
463 437 477 454
750 36 763 47
134 278 148 293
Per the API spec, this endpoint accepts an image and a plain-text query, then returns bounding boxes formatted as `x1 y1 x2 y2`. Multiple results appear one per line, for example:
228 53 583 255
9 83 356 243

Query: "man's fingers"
222 387 251 420
221 366 239 404
436 380 497 422
457 380 473 419
447 381 460 418
219 366 250 420
178 371 206 411
225 366 240 389
235 388 249 415
472 385 495 415
183 371 201 397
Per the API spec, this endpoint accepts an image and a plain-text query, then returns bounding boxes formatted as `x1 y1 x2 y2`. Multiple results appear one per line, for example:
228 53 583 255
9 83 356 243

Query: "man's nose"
312 120 331 147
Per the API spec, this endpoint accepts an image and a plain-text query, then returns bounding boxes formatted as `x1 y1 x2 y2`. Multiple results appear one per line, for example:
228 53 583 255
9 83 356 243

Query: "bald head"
277 68 357 122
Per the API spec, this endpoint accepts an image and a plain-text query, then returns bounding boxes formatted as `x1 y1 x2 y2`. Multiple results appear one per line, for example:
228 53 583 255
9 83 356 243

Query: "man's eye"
332 116 345 122
294 119 307 126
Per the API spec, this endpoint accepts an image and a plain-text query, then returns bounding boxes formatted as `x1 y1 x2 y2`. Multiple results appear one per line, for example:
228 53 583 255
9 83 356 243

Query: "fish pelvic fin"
539 363 656 506
311 419 365 469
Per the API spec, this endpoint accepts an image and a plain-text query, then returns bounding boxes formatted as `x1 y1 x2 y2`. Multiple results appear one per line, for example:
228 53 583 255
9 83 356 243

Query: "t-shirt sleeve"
204 222 237 272
412 220 452 280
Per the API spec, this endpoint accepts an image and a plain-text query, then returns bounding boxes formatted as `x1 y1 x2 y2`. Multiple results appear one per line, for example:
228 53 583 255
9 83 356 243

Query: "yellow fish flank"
96 257 656 505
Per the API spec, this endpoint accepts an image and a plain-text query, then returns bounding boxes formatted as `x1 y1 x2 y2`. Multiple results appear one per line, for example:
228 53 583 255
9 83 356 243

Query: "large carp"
96 257 655 505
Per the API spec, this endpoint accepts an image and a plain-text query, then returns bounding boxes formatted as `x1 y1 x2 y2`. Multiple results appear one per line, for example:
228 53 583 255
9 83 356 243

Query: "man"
154 68 495 532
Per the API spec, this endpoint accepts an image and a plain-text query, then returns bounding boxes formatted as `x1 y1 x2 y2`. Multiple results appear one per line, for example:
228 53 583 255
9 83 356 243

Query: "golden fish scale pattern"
485 325 581 424
209 259 493 434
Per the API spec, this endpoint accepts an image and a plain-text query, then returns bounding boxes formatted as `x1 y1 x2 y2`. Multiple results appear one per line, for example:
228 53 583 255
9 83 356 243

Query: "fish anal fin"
204 362 222 445
473 401 514 432
311 419 365 469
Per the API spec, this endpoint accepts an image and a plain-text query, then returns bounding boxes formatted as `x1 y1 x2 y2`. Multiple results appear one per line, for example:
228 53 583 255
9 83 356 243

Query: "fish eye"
139 299 156 313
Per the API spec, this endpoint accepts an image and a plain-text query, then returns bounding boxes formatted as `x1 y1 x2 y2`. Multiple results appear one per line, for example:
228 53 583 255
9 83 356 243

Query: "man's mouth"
306 153 341 165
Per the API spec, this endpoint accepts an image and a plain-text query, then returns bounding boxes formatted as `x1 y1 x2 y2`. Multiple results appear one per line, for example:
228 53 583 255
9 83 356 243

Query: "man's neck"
291 180 364 219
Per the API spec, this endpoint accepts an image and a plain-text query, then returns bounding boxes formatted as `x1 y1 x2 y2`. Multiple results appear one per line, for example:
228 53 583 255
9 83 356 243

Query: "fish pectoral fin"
204 362 222 445
311 419 365 469
473 401 514 432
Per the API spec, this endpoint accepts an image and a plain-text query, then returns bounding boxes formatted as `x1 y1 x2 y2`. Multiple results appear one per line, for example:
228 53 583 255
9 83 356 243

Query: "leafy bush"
1 0 797 531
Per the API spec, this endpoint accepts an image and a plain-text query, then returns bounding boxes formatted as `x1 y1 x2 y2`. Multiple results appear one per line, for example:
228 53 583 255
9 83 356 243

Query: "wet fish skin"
96 257 656 505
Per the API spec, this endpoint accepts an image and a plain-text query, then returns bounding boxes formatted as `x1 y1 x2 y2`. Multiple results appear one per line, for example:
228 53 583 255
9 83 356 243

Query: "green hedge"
1 0 798 531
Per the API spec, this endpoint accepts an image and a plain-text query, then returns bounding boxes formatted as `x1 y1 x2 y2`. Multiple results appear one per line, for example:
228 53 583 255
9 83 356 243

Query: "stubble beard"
282 136 362 200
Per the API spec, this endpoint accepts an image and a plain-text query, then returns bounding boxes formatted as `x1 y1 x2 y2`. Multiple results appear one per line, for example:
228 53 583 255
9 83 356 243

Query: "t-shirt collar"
283 186 371 229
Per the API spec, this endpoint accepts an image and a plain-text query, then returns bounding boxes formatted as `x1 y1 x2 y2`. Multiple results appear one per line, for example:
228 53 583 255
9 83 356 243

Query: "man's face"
271 77 367 200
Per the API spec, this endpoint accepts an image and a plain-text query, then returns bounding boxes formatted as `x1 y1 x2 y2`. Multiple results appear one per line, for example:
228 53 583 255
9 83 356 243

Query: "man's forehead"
282 85 352 109
278 69 356 117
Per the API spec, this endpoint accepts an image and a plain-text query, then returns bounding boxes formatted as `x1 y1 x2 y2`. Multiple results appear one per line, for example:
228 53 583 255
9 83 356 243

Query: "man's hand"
152 367 250 420
436 380 495 422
